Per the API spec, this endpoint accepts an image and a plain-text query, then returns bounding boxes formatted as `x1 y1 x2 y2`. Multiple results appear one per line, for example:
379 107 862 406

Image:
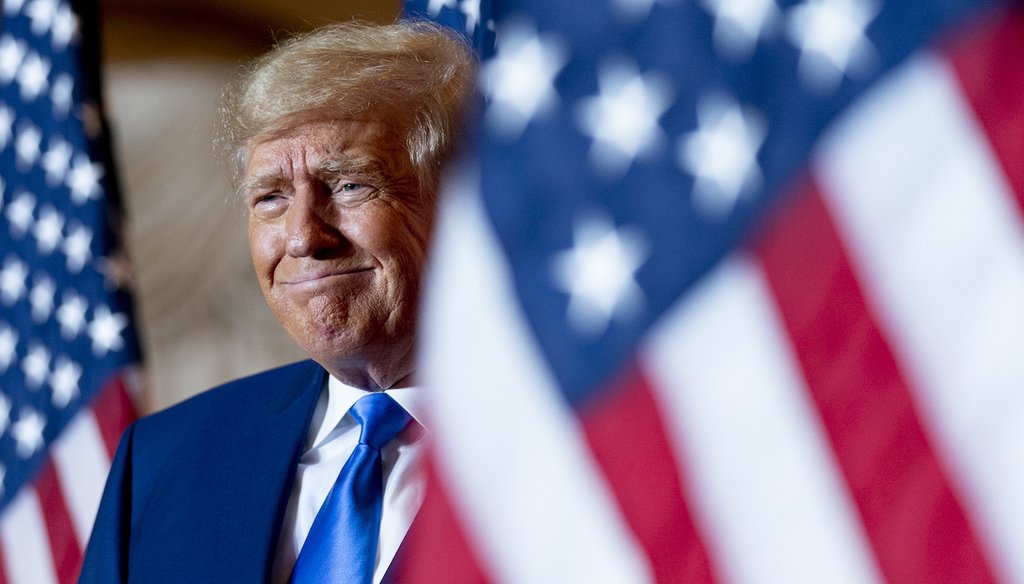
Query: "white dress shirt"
271 376 427 584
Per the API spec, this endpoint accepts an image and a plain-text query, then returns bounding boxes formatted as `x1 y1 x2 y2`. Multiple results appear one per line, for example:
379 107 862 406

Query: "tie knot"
350 393 412 449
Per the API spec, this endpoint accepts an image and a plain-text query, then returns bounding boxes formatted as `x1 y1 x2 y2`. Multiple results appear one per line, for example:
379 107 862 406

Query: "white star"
5 191 35 238
0 35 26 84
29 275 55 322
0 256 28 305
552 214 648 336
56 291 87 339
32 204 64 254
50 356 81 408
427 0 458 16
16 51 50 101
679 94 766 217
3 0 27 16
576 59 673 178
701 0 780 60
481 21 567 139
41 137 72 186
62 221 92 273
25 0 58 36
0 324 18 372
12 408 45 458
0 104 13 148
50 73 72 117
0 394 10 433
787 0 878 92
21 343 50 389
88 305 128 356
612 0 677 21
0 464 5 496
15 123 42 169
51 4 80 50
67 154 104 204
459 0 480 33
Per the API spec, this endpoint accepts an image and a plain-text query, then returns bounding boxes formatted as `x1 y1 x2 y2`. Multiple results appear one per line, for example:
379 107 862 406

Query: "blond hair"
219 20 476 195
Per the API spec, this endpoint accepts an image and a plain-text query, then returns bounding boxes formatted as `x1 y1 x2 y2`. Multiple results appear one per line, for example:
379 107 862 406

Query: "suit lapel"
211 362 325 583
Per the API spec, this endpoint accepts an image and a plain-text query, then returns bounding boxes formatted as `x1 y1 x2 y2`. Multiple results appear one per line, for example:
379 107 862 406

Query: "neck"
323 363 415 392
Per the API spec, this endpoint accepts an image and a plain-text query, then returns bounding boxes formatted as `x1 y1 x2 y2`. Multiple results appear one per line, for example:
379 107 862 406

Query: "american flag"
0 1 140 583
403 0 1024 582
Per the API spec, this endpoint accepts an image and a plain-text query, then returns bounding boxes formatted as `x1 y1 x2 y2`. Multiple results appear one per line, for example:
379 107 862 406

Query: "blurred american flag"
0 1 140 583
403 0 1024 582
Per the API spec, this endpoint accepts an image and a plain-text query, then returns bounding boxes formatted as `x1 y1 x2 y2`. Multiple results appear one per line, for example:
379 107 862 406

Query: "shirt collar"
308 374 425 450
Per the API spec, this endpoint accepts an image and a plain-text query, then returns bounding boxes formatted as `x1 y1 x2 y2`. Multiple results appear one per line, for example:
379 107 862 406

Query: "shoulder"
130 359 325 449
86 360 326 582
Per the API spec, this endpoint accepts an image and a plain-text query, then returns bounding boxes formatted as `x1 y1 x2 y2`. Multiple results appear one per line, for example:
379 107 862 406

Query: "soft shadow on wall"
101 0 402 413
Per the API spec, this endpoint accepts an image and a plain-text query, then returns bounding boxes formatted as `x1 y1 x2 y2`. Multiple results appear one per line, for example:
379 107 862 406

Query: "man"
78 20 475 584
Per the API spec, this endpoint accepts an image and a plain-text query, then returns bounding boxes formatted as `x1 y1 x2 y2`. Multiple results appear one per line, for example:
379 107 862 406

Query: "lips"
280 267 373 286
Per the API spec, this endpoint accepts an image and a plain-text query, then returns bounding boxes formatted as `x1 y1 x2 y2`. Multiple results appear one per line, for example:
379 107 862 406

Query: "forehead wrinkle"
242 118 407 196
242 136 317 192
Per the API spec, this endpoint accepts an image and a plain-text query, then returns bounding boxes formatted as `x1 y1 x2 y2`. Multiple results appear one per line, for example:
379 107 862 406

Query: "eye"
339 182 367 192
333 182 379 206
249 192 288 218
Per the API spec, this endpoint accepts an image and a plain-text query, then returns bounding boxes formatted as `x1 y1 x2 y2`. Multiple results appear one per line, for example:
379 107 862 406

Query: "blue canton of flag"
404 0 496 58
402 0 1024 582
469 0 1001 403
0 1 141 582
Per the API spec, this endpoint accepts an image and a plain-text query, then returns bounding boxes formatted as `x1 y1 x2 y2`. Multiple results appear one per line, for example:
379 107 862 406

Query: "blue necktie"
290 393 412 584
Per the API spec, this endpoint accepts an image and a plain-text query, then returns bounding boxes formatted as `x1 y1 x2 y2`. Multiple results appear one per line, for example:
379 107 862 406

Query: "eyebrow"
236 150 398 201
236 174 288 200
316 153 389 185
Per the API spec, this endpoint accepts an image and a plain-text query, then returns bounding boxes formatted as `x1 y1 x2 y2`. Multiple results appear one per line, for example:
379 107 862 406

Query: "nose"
285 186 345 258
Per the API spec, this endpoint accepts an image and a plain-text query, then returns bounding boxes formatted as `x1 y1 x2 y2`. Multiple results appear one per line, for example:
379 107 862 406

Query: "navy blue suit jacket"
78 359 416 583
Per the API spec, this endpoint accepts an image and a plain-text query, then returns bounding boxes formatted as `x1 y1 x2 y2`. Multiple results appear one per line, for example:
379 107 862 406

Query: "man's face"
242 115 432 389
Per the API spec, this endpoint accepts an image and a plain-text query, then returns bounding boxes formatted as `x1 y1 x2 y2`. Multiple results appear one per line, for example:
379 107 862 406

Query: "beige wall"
101 1 402 413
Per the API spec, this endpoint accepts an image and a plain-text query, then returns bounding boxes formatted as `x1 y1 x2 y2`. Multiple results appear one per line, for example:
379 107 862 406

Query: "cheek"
248 222 282 282
382 211 432 273
386 217 433 305
396 197 435 248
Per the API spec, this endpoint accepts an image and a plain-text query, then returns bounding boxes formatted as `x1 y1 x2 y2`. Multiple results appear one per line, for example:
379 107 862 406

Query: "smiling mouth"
281 268 373 286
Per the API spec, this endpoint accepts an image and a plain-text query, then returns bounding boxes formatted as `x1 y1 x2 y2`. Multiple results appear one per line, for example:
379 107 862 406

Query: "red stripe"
396 456 491 583
753 182 998 584
35 460 82 584
578 364 717 584
944 5 1024 211
0 543 9 584
89 374 138 458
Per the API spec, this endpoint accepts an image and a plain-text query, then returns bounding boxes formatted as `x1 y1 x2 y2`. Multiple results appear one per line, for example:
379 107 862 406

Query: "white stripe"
51 409 113 546
421 171 654 584
642 257 883 584
816 53 1024 583
0 487 60 584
